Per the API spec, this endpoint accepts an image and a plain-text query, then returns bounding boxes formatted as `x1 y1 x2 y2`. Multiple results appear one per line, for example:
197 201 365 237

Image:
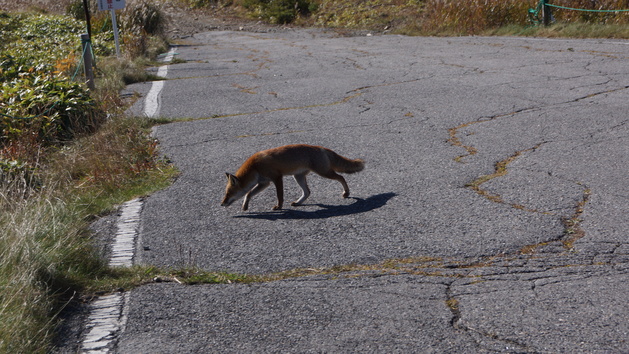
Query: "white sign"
97 0 126 11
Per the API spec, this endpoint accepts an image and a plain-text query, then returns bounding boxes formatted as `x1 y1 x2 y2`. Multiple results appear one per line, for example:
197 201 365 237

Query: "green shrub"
66 0 166 57
1 63 102 142
0 10 174 354
0 15 105 153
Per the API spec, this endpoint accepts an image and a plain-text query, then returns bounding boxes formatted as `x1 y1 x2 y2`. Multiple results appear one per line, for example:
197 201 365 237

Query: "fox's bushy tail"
328 150 365 174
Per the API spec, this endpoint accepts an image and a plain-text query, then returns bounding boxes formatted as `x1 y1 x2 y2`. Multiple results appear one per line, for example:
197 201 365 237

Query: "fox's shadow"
233 192 396 220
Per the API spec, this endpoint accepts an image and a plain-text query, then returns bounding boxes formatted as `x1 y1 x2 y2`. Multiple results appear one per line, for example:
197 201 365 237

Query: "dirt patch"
159 3 287 39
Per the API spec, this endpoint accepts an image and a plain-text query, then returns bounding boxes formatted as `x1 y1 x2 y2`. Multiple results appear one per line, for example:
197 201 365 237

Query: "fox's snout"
221 196 234 207
221 172 243 208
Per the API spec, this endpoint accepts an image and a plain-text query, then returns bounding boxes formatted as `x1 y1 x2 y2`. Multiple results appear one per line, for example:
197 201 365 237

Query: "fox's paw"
290 201 302 207
272 205 282 210
342 191 350 198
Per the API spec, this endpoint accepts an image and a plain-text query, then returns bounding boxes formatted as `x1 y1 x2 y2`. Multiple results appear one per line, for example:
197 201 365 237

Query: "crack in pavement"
141 244 628 352
160 75 433 148
437 75 629 350
447 83 629 233
443 284 533 354
113 34 629 352
448 84 629 161
464 143 552 214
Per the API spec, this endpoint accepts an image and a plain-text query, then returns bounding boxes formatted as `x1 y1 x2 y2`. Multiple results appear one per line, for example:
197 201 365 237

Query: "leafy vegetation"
0 15 104 159
546 0 629 24
0 7 175 353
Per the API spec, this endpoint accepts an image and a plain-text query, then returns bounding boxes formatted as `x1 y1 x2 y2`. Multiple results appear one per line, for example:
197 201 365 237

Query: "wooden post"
542 0 552 26
82 0 92 40
81 34 95 90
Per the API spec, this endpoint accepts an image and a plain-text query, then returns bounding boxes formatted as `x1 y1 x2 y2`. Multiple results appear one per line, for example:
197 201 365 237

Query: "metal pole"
81 34 96 90
542 0 552 26
111 9 121 57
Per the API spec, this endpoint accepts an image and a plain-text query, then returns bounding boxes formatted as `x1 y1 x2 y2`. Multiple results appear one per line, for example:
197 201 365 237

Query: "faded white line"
109 198 143 267
144 47 176 118
81 198 143 353
80 293 130 353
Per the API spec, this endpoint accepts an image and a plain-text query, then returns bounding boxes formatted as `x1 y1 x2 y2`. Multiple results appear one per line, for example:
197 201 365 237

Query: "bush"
0 14 105 161
243 0 316 24
1 57 102 143
314 0 422 30
186 0 225 8
119 0 166 35
1 10 174 354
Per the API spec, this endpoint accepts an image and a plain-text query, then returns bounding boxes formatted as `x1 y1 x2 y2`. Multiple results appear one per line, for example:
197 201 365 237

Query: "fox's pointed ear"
225 173 239 185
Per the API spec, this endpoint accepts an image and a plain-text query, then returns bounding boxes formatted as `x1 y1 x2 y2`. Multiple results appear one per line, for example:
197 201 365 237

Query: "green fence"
529 0 629 25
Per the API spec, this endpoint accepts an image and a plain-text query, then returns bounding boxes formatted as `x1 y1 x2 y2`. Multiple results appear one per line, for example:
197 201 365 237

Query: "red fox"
221 144 365 211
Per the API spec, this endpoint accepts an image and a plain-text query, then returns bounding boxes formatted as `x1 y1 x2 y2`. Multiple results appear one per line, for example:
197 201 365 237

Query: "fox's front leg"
272 177 284 210
242 182 269 211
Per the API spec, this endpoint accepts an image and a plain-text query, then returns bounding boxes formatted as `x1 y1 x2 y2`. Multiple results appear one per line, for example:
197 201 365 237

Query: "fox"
221 144 365 211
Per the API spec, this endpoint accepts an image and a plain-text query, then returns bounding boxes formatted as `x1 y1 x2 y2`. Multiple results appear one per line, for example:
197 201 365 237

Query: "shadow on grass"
234 192 396 220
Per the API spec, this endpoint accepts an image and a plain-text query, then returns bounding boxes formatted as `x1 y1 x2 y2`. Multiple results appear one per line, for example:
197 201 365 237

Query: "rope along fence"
0 38 93 121
530 0 629 25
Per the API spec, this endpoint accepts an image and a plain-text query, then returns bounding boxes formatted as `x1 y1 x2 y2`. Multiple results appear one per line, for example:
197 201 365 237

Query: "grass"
0 113 179 352
0 6 175 352
0 183 103 352
521 22 629 38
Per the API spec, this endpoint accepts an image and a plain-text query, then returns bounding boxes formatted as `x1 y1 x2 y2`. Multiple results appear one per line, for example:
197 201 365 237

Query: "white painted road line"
144 47 176 118
80 293 130 353
81 45 175 350
109 198 143 267
81 198 143 353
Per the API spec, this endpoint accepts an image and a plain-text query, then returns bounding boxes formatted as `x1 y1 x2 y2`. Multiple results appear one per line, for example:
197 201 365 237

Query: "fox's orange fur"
221 144 365 210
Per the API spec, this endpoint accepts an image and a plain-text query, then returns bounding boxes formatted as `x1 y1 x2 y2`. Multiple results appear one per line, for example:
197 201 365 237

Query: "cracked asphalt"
115 30 629 352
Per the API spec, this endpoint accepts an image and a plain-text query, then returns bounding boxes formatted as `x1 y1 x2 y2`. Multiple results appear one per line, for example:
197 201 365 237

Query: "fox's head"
221 173 247 207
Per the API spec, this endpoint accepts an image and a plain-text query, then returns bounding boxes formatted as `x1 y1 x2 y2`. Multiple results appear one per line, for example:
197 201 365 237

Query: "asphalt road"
107 30 628 352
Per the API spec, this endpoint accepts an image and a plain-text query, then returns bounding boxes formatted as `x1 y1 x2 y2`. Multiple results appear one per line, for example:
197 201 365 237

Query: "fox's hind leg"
318 171 350 198
291 172 310 206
